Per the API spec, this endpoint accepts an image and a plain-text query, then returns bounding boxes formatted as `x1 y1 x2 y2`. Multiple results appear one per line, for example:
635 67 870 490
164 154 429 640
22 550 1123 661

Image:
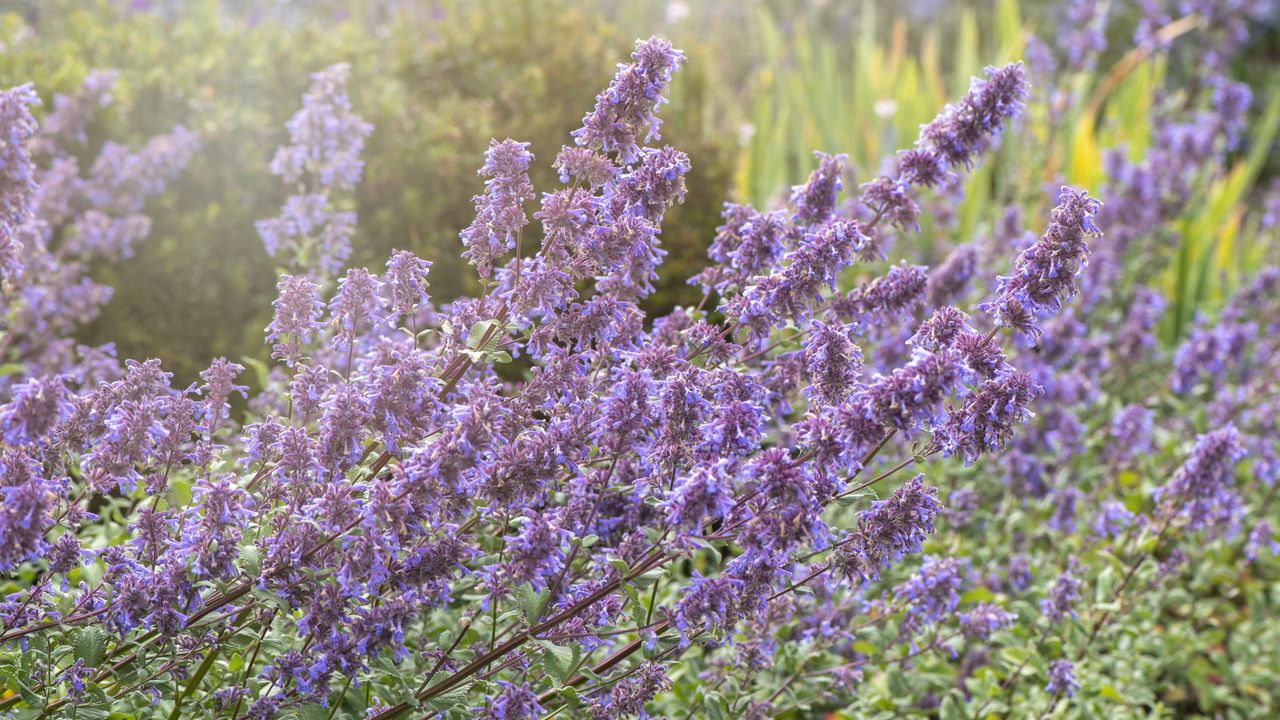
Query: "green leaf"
466 320 501 350
72 626 109 667
519 582 548 623
887 665 910 696
631 567 665 589
852 641 879 656
940 692 967 720
290 704 330 720
424 682 474 713
0 363 27 378
537 640 580 682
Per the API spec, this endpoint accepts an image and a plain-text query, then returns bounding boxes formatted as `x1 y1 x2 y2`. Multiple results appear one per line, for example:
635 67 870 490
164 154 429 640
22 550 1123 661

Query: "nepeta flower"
803 320 863 406
697 204 791 292
1040 560 1081 624
588 662 669 720
46 532 85 579
460 139 535 279
476 681 541 720
269 63 372 190
834 263 928 323
1064 0 1109 71
1170 320 1253 395
573 37 685 164
653 370 710 469
934 371 1042 465
267 275 325 366
503 511 569 590
553 146 616 189
199 358 247 432
329 267 387 353
289 364 330 418
696 369 766 459
910 307 972 351
895 556 963 624
1246 522 1279 562
790 152 846 227
0 448 57 572
0 374 72 445
927 245 978 306
959 603 1017 640
740 449 830 557
595 369 656 455
984 187 1101 338
1046 659 1080 697
673 572 741 643
1106 405 1154 465
1091 501 1135 539
384 249 432 324
1155 426 1247 535
367 351 440 453
854 348 971 434
915 63 1029 173
35 69 115 150
316 384 370 476
742 219 871 326
613 145 690 223
836 475 943 582
0 83 40 279
859 176 920 231
665 464 735 535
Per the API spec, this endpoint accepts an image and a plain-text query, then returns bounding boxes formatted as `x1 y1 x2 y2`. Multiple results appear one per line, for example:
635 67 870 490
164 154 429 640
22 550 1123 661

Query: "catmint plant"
0 14 1277 720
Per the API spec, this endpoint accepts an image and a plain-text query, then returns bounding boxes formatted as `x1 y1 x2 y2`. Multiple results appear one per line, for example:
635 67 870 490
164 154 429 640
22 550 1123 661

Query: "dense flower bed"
2 5 1279 719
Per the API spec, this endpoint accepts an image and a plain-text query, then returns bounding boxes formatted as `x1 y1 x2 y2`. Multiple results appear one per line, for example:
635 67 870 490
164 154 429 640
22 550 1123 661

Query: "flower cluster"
2 15 1278 720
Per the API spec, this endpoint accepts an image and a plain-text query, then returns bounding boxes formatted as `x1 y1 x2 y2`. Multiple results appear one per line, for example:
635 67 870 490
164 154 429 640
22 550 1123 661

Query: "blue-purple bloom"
1040 560 1082 624
790 152 846 228
934 371 1042 465
983 187 1101 338
573 37 685 165
895 555 963 624
0 83 40 279
1155 426 1247 535
460 139 535 279
803 320 863 406
1046 659 1080 697
836 475 943 582
958 602 1017 640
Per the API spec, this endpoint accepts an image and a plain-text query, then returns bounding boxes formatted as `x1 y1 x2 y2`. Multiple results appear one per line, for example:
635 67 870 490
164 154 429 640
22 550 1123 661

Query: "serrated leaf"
290 704 330 720
424 682 474 712
518 583 547 623
72 626 108 667
538 640 579 682
631 567 665 589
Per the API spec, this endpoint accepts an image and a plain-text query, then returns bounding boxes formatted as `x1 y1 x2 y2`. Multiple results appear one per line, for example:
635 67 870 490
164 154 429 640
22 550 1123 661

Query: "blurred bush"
0 0 734 384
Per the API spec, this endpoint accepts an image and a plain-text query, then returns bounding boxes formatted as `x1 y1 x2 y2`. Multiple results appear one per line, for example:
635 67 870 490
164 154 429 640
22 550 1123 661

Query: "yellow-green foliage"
732 0 1278 342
